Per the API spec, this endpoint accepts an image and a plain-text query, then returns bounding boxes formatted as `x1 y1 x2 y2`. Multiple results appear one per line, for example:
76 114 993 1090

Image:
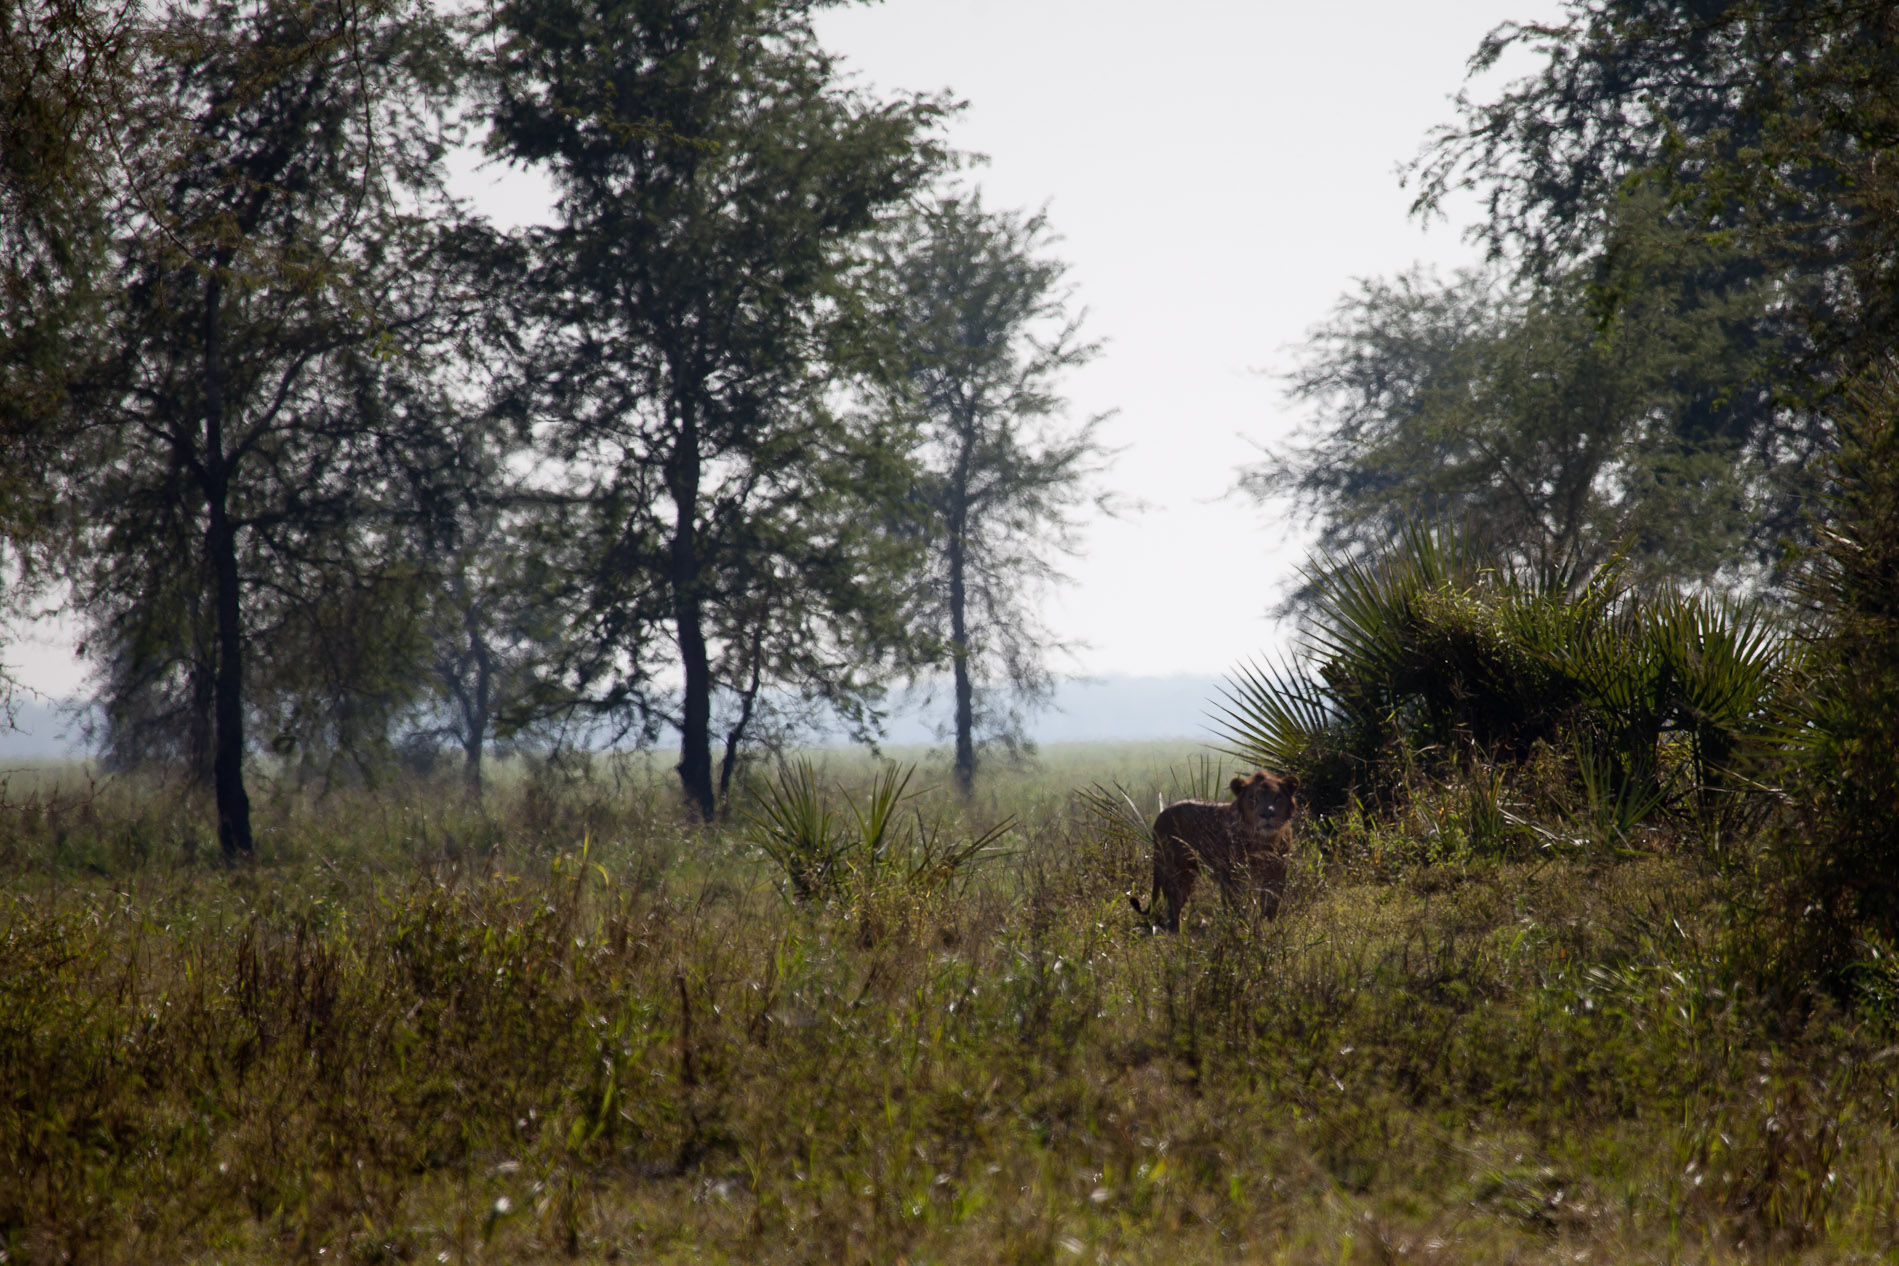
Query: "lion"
1129 769 1299 931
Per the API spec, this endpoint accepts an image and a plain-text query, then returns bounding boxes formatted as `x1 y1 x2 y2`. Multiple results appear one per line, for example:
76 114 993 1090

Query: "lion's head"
1229 769 1298 836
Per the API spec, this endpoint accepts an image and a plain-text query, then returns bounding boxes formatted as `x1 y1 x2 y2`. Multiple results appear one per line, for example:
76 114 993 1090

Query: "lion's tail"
1129 875 1160 921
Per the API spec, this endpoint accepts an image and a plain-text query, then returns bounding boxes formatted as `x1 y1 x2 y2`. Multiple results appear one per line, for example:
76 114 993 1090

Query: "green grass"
3 744 1896 1263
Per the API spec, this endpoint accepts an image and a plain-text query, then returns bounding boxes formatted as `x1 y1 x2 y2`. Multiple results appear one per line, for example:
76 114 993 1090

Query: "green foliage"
1217 520 1790 831
1256 261 1785 589
743 758 1008 905
1784 368 1899 982
742 757 844 902
1396 1 1899 598
1416 0 1899 376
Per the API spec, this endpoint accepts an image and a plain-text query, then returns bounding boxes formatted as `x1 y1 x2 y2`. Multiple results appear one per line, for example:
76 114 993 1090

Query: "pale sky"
810 0 1561 680
12 0 1562 701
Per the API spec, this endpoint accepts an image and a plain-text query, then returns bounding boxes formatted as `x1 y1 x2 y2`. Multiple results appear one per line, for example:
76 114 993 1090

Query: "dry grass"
2 748 1896 1264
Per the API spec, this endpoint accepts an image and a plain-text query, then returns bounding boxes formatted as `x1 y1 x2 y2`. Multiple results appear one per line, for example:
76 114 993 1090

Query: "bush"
1216 519 1790 838
742 759 1010 907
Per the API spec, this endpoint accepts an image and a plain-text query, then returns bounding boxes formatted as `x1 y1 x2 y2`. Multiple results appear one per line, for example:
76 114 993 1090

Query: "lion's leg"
1214 850 1280 926
1159 842 1197 933
1251 852 1287 921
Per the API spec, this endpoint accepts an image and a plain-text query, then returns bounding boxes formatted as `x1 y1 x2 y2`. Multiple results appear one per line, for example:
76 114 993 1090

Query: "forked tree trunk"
716 626 765 808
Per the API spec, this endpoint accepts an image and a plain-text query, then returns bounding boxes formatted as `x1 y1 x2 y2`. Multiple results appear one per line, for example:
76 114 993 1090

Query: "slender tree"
878 194 1109 797
482 0 946 817
416 473 579 800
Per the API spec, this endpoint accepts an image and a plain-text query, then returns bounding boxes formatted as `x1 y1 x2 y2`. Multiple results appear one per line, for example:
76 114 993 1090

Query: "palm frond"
1211 654 1340 773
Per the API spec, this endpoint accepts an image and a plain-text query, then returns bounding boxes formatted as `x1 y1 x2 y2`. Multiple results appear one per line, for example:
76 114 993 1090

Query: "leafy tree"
0 0 133 715
1252 258 1786 590
876 194 1109 797
1408 0 1899 984
1413 0 1899 398
412 470 581 800
1344 0 1899 582
30 0 467 855
481 0 947 817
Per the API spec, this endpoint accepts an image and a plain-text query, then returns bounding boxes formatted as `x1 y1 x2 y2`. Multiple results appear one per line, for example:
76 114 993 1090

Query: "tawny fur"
1130 769 1298 931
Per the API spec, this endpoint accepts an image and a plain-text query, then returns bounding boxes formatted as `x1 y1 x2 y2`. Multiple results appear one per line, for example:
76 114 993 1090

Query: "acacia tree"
482 0 946 817
1251 258 1785 590
878 194 1108 797
36 0 466 855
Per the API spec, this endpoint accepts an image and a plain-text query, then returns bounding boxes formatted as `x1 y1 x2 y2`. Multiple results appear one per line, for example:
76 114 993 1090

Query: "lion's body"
1131 770 1297 931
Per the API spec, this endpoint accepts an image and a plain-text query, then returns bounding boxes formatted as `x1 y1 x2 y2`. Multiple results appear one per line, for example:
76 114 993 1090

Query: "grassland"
3 744 1896 1264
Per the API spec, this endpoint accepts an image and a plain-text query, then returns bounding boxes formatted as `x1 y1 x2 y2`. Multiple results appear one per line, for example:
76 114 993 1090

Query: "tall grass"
5 746 1899 1262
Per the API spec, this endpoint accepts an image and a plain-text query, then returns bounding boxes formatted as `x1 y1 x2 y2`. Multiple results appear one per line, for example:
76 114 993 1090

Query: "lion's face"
1229 769 1297 835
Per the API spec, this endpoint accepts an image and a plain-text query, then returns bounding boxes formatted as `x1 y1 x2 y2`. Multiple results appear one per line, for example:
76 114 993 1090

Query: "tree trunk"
669 403 715 819
948 420 976 799
462 628 491 802
717 626 766 808
454 582 493 801
202 273 253 860
187 645 216 789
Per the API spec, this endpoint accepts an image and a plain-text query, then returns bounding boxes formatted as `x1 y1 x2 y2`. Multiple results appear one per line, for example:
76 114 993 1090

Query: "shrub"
1216 519 1791 836
742 759 1010 905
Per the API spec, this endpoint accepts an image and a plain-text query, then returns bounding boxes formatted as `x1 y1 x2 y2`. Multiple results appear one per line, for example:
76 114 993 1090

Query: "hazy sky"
13 0 1563 700
805 0 1563 680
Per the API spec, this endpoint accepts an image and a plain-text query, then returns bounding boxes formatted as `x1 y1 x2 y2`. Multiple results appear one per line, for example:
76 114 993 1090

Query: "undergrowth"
2 751 1896 1264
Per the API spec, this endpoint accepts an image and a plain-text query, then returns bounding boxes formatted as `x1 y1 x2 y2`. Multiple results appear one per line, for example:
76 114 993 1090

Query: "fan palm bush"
1218 519 1791 839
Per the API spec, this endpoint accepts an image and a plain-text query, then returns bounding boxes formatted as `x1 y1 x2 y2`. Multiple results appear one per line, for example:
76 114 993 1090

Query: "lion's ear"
1284 775 1300 794
1229 774 1247 796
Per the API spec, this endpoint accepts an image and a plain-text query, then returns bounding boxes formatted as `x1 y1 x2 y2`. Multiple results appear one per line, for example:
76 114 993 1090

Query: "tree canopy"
6 0 473 852
1260 0 1897 595
0 0 1111 824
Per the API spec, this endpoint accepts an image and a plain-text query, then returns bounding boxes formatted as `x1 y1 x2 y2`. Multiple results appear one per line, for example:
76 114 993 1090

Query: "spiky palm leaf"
1212 655 1340 774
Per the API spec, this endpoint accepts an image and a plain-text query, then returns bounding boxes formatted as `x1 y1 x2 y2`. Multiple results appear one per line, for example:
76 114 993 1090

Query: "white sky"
12 0 1562 700
809 0 1561 679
